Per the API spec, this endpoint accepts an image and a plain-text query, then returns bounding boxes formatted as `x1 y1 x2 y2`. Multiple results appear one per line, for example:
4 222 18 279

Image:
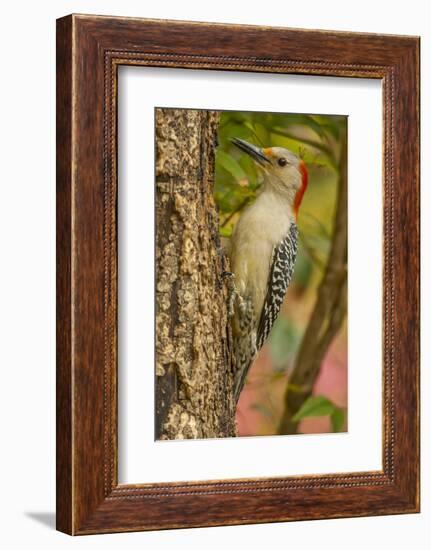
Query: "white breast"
230 188 294 317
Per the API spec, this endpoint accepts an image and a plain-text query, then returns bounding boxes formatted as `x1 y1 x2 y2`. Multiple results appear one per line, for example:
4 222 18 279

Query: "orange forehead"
262 147 273 157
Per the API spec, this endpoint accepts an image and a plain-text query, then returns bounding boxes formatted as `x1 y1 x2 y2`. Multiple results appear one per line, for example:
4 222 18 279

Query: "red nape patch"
294 160 308 218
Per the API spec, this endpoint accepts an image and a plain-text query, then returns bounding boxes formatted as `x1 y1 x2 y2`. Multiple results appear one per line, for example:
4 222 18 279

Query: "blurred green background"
214 110 348 437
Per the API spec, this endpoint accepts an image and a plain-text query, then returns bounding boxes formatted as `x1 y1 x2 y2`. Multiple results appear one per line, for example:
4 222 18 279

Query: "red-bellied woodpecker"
227 138 308 402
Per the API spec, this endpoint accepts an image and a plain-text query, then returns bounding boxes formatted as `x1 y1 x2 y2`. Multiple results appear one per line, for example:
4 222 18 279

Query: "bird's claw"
221 270 235 281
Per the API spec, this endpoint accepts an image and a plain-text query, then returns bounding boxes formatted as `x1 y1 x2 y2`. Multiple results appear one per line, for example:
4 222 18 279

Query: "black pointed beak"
231 138 271 166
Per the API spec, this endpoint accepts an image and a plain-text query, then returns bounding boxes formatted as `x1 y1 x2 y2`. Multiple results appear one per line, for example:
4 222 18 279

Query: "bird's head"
231 138 308 218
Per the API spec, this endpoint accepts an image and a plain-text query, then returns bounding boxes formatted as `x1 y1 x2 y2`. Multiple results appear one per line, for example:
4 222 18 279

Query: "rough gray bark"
155 108 236 440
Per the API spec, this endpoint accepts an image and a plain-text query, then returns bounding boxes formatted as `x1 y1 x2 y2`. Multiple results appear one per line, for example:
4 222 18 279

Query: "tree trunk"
155 108 236 440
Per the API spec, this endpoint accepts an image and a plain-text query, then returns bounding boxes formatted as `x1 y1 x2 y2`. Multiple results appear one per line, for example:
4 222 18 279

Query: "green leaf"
219 225 233 238
331 408 345 432
242 120 259 137
286 114 327 140
219 122 253 145
254 122 270 145
292 396 336 422
292 396 346 433
216 150 248 184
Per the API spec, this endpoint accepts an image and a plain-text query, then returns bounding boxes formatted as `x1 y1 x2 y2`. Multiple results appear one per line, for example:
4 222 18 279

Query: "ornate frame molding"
57 14 419 534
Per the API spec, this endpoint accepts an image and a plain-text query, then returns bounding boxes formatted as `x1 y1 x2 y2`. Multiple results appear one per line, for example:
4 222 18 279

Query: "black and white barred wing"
256 223 298 350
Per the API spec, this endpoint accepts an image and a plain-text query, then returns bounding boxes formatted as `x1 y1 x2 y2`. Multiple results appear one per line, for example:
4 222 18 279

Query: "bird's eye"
278 157 288 167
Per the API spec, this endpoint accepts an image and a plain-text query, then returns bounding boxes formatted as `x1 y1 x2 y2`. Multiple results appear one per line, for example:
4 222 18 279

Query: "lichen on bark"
155 108 236 440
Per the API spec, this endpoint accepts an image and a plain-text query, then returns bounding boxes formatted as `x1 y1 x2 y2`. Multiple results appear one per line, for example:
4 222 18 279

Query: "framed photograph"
56 14 420 535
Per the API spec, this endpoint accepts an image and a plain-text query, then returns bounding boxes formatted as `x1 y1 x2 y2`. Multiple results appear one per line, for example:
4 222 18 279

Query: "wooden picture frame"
56 14 420 535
